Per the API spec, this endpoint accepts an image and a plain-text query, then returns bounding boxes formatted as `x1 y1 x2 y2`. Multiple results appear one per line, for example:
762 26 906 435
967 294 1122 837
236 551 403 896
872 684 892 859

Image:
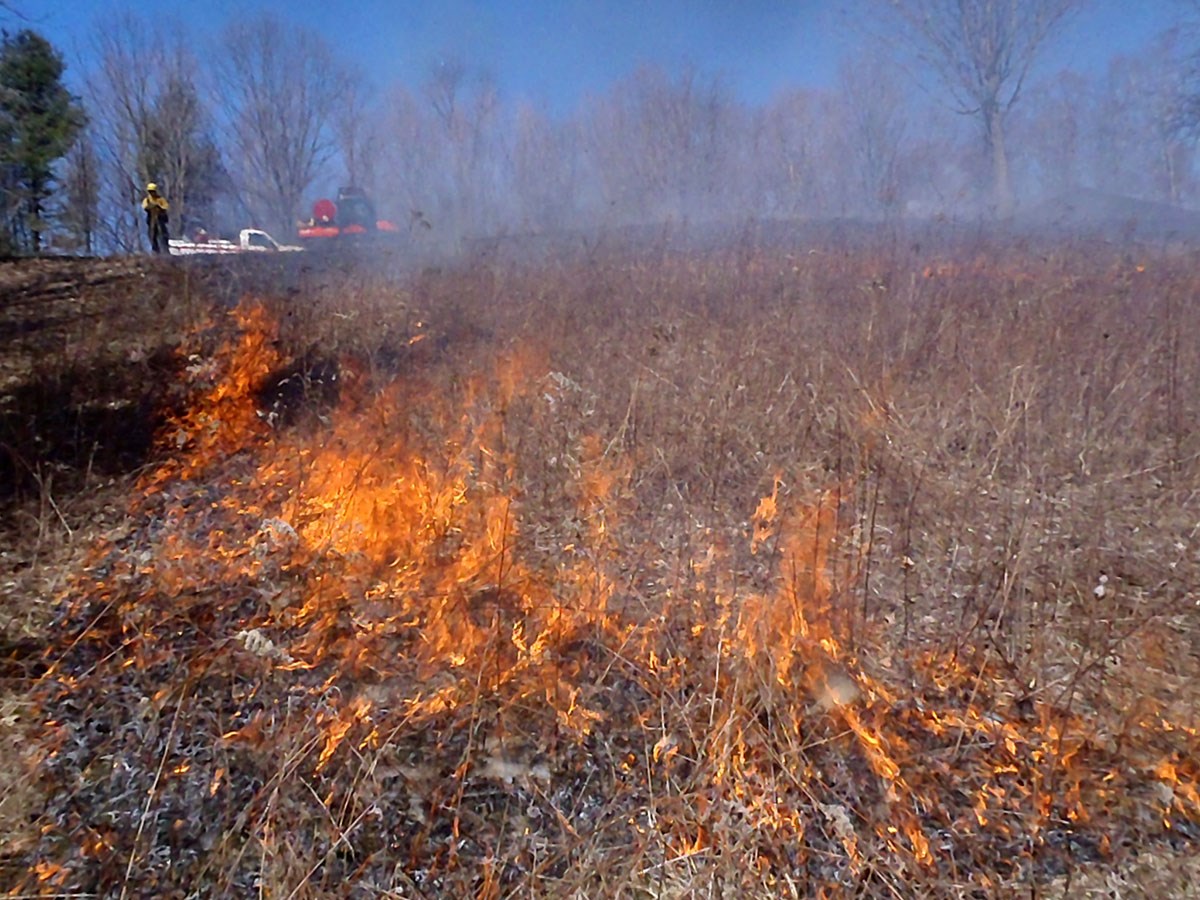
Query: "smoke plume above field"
31 1 1200 253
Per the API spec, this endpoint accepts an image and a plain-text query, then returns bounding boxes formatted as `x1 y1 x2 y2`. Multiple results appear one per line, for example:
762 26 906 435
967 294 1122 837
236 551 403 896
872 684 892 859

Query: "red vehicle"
297 186 401 244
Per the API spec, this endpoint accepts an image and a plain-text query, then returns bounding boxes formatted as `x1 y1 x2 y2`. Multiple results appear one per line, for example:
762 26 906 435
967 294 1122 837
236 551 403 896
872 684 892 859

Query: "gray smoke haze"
36 1 1200 254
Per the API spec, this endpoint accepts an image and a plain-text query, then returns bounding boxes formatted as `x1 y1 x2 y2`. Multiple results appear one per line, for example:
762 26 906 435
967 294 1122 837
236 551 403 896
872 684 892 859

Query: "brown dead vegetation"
1 239 1198 897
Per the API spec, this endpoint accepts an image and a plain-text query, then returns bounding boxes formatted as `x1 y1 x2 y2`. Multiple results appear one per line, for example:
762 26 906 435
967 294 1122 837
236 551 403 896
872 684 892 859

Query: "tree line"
3 2 1200 256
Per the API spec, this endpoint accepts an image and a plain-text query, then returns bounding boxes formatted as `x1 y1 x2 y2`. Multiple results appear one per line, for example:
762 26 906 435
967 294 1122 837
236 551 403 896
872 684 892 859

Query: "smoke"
47 3 1200 254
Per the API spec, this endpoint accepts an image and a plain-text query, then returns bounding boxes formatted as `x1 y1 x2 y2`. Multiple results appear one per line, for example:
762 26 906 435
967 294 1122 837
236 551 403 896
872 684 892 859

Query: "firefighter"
141 183 171 254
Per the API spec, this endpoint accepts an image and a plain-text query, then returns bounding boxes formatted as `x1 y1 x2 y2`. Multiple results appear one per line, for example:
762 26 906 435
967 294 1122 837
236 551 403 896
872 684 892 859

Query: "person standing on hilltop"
141 182 170 254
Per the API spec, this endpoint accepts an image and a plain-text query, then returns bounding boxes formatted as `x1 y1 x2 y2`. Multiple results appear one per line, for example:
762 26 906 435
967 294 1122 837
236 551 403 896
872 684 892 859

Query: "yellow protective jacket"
142 193 169 219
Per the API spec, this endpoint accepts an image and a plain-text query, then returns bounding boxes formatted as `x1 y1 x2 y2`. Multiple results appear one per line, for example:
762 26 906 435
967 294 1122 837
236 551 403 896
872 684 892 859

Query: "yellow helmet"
146 182 158 193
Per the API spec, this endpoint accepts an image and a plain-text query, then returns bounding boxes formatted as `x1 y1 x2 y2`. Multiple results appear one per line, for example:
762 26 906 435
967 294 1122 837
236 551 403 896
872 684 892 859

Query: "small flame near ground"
19 300 1200 896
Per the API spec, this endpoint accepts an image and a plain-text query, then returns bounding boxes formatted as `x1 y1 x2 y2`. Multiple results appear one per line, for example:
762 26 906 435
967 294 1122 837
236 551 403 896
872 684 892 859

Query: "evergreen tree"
0 30 86 253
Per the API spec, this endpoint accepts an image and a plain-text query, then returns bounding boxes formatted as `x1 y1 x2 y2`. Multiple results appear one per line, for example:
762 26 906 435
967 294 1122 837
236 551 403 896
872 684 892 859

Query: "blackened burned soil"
0 253 329 506
1 256 183 505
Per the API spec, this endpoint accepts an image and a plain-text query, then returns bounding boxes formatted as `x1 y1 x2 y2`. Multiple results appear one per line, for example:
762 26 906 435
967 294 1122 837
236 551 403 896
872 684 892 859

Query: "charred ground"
2 240 1199 897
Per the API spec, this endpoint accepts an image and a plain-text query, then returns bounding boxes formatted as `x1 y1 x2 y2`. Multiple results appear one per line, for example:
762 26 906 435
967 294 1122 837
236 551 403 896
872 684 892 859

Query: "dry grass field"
1 236 1198 897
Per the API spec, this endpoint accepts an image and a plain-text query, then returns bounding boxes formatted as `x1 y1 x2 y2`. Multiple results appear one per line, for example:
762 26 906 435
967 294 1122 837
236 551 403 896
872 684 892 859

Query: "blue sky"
16 1 1184 113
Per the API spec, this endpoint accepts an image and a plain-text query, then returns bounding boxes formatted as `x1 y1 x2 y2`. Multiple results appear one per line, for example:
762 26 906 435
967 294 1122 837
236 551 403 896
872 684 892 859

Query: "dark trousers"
148 216 170 254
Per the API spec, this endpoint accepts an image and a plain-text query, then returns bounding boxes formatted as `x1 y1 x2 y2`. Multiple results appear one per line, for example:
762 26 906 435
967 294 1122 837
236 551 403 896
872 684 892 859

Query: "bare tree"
426 59 469 130
584 65 738 223
376 85 438 235
511 101 580 231
372 63 506 250
141 76 224 234
335 73 381 191
834 56 911 216
87 14 160 250
1176 1 1200 133
867 0 1081 217
87 15 222 249
417 59 507 239
1018 69 1091 197
59 128 101 254
752 89 825 219
217 15 350 235
1097 37 1194 205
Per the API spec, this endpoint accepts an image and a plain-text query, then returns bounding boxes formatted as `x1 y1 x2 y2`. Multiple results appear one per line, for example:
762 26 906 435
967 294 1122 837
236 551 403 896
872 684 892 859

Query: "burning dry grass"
4 240 1200 896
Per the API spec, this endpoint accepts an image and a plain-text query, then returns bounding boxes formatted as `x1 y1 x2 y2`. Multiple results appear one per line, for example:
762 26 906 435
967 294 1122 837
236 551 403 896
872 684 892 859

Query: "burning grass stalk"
5 241 1200 897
